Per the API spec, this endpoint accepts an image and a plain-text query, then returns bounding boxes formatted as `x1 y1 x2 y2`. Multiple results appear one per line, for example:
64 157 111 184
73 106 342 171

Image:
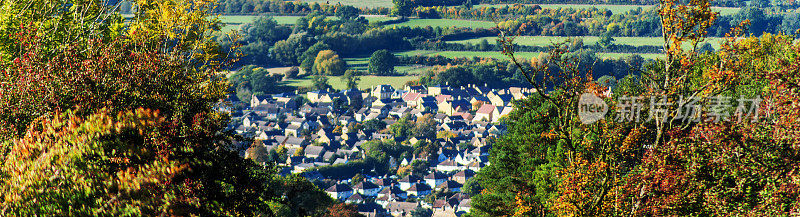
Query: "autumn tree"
314 49 347 76
323 203 365 217
0 0 334 216
475 0 800 216
301 42 332 73
471 0 718 215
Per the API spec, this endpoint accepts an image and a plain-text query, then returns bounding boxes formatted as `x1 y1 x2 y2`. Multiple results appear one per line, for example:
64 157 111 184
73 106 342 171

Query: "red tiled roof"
476 104 495 114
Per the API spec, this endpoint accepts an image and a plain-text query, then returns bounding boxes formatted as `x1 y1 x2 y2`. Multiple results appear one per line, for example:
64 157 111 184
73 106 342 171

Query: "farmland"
477 4 649 14
395 50 540 59
448 36 724 50
476 4 741 15
301 0 393 8
387 18 495 29
395 50 663 60
221 15 307 25
219 15 393 33
343 57 432 74
282 75 419 89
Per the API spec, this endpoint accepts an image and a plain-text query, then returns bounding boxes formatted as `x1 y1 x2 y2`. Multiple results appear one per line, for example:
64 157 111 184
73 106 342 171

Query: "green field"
219 15 395 33
283 75 418 89
476 4 740 15
344 57 431 74
396 50 544 59
302 0 393 8
388 19 495 29
396 50 664 60
477 4 647 14
344 57 370 71
221 15 313 25
597 52 662 60
448 36 724 50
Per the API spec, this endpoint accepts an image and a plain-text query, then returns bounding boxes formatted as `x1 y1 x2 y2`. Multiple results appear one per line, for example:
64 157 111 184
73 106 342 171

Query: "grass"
396 50 544 59
283 75 419 89
476 4 648 14
221 15 308 25
344 57 371 71
387 18 495 29
597 52 663 60
476 4 740 15
219 15 393 33
448 36 724 50
344 57 432 75
395 65 433 74
219 15 304 33
301 0 393 8
362 16 396 22
396 50 664 60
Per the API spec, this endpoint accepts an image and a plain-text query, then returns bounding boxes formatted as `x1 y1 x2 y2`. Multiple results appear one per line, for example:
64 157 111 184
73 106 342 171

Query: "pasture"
396 50 544 59
301 0 394 8
219 15 392 33
344 57 432 74
448 36 724 50
387 19 495 29
221 15 311 25
396 50 664 60
476 4 740 15
477 4 647 14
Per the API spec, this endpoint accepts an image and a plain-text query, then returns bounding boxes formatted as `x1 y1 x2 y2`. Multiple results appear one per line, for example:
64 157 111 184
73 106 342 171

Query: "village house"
372 85 395 99
326 184 354 201
398 175 422 190
436 180 463 192
226 83 532 214
406 183 432 197
424 172 448 188
453 169 476 184
353 181 381 197
386 202 419 216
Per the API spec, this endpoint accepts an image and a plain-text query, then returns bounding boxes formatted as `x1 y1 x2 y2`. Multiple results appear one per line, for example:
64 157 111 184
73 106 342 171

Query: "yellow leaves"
0 108 181 215
513 192 534 217
550 151 620 216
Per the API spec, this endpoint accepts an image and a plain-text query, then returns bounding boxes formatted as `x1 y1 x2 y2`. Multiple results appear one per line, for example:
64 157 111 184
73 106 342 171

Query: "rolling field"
219 15 394 33
448 36 724 50
596 52 662 60
476 4 740 15
396 50 663 60
396 50 544 59
221 15 313 25
388 19 495 29
477 4 647 14
344 57 432 74
283 75 419 89
301 0 393 8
